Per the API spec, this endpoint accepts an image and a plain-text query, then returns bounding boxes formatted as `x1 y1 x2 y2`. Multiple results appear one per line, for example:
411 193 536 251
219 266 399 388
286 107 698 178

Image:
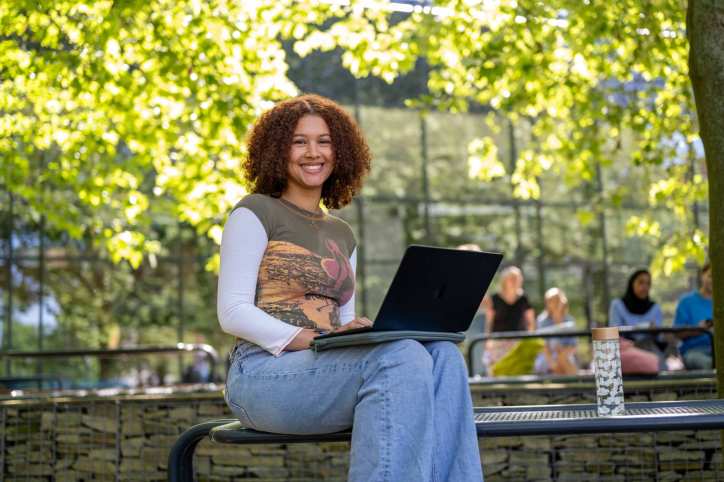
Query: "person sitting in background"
182 351 212 383
609 270 666 350
457 243 488 376
485 266 535 333
534 288 578 376
609 269 664 332
609 269 664 374
673 262 713 370
482 266 541 376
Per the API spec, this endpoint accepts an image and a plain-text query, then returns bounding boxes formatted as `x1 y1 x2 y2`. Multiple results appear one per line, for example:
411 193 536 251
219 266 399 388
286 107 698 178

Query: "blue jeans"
683 346 713 370
225 339 483 482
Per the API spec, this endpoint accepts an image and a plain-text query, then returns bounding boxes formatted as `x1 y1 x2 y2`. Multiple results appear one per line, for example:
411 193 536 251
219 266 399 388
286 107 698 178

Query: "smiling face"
285 114 335 197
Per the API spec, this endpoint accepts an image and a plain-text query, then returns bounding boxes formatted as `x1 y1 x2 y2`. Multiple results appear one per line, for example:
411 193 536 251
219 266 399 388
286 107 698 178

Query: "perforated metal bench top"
207 399 724 444
472 399 724 436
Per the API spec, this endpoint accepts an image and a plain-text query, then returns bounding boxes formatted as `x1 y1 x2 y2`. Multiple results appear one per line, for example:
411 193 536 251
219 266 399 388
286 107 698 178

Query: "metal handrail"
466 326 715 377
0 343 220 384
0 375 64 391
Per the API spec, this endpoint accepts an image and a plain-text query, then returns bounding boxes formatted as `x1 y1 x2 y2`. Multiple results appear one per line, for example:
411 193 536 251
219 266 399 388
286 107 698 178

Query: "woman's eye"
293 139 306 145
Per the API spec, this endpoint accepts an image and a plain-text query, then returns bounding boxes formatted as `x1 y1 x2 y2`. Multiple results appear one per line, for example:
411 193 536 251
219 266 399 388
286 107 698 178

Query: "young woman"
609 269 665 373
609 269 663 330
217 94 483 481
484 266 535 333
482 266 538 376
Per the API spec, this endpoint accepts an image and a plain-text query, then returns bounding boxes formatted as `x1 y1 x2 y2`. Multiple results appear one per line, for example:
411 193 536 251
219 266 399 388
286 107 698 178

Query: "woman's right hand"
286 317 373 351
286 329 320 351
331 317 373 333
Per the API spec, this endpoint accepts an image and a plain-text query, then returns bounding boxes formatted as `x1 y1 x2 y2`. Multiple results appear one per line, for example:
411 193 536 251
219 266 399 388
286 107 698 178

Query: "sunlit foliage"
1 0 340 268
297 0 707 275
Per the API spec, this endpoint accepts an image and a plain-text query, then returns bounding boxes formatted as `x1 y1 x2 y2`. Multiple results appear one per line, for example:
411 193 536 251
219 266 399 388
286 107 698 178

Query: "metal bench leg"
168 420 235 482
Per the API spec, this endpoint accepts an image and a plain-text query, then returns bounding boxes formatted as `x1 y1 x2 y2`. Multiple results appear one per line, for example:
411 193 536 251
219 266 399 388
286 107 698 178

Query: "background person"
218 94 483 481
534 288 578 376
182 335 214 383
673 262 713 370
609 269 664 374
482 266 540 376
609 269 664 331
457 243 487 376
484 266 535 334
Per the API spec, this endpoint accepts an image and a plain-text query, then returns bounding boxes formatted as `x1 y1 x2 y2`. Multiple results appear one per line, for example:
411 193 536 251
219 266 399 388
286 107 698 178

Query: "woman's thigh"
226 342 411 435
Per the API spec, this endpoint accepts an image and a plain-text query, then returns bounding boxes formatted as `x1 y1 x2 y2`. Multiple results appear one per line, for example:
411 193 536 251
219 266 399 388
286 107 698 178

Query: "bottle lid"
592 327 619 340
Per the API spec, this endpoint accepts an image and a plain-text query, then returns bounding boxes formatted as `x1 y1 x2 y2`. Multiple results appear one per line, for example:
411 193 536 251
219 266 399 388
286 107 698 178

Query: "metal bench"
167 399 724 482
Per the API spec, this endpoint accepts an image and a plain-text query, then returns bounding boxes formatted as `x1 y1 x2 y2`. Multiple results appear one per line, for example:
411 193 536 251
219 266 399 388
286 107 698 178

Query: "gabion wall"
0 377 720 481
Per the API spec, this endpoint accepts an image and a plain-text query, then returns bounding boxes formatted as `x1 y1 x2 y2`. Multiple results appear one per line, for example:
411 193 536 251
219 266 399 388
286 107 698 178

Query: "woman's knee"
372 339 433 373
425 341 470 383
426 341 463 361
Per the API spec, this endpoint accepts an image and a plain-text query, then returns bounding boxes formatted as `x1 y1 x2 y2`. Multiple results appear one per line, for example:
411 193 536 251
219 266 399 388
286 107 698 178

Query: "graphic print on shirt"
255 239 355 331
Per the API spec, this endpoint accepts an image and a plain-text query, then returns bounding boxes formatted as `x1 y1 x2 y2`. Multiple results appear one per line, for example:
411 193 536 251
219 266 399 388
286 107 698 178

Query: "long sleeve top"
608 299 663 328
217 194 357 356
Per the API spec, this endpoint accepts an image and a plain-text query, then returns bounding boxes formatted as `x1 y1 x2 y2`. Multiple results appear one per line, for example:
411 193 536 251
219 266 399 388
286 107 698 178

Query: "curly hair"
243 94 371 210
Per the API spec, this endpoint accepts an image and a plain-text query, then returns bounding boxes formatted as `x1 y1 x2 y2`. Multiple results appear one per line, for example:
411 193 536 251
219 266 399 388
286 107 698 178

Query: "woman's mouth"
300 163 324 174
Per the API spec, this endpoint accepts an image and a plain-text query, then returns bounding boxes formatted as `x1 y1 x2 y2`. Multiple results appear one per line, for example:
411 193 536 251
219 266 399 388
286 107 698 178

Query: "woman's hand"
285 318 373 351
286 329 321 351
331 317 373 333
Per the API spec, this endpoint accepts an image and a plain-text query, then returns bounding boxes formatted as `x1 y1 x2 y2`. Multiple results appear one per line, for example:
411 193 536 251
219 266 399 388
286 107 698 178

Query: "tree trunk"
687 0 724 405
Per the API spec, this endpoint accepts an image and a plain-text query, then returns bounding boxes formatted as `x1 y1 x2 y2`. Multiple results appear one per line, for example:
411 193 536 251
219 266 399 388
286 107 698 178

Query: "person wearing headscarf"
608 269 665 373
609 269 663 330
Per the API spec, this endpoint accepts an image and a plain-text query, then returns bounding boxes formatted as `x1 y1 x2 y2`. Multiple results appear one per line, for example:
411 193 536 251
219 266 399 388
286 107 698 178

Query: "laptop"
311 245 503 352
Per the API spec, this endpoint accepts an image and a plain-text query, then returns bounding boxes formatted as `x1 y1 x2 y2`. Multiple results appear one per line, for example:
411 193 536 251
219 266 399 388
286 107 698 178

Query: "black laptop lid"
373 245 503 332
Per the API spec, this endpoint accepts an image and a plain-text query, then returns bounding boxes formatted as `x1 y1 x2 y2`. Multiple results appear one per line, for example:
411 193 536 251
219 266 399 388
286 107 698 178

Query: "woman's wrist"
286 328 319 351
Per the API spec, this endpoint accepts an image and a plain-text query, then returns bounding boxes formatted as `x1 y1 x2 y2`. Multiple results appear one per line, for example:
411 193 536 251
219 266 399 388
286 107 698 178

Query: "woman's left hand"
332 317 373 333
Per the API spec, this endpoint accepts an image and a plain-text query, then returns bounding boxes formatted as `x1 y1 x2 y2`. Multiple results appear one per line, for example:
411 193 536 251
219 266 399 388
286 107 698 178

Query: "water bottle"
592 327 625 416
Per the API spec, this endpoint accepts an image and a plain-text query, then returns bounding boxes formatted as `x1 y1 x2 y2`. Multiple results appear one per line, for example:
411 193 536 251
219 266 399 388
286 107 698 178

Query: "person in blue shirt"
673 263 713 370
608 269 665 369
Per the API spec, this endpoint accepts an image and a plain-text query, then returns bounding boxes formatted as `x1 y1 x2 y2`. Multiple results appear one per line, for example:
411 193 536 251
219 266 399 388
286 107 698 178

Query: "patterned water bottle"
592 327 625 416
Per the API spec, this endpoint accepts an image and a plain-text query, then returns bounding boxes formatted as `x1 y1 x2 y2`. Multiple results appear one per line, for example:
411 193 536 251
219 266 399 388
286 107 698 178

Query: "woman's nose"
306 143 319 157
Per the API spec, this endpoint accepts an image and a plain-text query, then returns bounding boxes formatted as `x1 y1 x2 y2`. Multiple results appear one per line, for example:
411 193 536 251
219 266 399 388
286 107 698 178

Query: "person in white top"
220 94 484 481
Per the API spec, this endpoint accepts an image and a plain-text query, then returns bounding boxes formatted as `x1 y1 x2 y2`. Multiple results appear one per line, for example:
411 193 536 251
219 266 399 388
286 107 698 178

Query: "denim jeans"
683 346 713 370
225 339 484 482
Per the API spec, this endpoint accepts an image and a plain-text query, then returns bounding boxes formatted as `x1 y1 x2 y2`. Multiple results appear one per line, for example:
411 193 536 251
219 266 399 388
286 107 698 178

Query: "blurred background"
1 0 709 390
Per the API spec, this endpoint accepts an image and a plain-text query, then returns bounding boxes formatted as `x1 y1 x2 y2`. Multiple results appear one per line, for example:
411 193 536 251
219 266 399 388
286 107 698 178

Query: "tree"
0 0 341 349
1 0 717 356
0 0 346 267
302 0 719 394
297 0 708 276
687 0 724 400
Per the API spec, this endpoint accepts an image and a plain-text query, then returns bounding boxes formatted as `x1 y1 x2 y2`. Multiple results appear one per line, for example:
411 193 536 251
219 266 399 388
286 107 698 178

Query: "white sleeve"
217 208 303 356
339 248 357 325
